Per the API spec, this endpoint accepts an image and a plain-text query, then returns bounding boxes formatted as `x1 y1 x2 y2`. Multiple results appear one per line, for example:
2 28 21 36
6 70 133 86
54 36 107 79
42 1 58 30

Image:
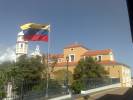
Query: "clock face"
18 36 24 41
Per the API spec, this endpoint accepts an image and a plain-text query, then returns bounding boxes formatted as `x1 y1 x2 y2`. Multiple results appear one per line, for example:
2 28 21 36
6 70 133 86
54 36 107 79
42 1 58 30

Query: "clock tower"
16 31 28 58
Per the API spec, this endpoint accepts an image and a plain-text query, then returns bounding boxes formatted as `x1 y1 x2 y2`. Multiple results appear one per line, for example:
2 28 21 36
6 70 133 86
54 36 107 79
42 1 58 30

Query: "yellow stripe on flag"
20 23 50 30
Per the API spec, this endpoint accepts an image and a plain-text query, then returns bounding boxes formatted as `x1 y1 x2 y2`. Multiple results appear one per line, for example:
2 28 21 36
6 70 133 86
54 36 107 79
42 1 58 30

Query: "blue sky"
0 0 133 74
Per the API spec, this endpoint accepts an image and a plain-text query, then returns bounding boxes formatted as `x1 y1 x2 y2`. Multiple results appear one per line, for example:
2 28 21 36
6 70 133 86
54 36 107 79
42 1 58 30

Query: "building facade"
52 43 132 87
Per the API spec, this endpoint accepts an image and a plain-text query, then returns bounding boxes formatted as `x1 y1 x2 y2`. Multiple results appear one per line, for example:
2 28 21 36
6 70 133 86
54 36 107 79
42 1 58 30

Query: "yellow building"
52 43 132 87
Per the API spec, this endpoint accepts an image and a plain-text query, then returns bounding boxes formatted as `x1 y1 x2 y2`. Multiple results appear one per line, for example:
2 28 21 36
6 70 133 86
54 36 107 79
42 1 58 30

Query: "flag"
126 0 133 42
20 23 50 42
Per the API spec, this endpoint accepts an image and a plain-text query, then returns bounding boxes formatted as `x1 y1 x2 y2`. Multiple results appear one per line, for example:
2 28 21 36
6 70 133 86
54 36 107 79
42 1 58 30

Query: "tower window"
18 36 24 41
19 43 23 48
21 44 23 48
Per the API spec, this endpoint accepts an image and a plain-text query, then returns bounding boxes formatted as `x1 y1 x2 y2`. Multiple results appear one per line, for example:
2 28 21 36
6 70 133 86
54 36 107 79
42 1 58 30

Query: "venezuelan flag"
20 23 50 42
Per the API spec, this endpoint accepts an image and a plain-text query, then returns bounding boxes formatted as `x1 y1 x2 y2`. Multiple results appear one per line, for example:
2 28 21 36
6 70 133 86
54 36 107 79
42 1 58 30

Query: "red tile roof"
82 49 112 56
98 61 130 68
64 43 90 50
98 61 117 65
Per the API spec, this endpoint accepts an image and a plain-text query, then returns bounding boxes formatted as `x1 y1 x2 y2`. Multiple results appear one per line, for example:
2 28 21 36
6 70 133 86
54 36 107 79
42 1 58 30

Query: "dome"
18 31 24 36
31 45 42 57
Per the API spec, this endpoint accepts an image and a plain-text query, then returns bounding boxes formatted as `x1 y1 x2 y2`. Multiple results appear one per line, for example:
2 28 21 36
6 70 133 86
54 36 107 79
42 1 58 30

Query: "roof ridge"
99 61 130 68
64 43 90 50
82 49 112 56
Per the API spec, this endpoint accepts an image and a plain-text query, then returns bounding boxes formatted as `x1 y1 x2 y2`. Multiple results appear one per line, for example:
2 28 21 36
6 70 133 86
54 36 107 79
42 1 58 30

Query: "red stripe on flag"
24 34 48 42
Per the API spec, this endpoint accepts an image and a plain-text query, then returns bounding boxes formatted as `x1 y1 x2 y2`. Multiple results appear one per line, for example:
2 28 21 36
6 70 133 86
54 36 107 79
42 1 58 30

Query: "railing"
2 79 69 100
82 78 120 90
0 78 120 100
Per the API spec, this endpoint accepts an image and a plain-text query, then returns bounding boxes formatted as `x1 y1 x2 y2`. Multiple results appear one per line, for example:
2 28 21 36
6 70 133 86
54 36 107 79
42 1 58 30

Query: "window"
98 55 102 62
19 43 23 48
20 44 23 48
18 36 23 41
69 54 75 62
70 55 74 62
58 59 62 63
71 48 74 51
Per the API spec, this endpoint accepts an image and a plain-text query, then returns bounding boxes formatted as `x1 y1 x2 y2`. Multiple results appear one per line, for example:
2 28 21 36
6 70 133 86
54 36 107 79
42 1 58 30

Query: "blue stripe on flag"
23 28 49 35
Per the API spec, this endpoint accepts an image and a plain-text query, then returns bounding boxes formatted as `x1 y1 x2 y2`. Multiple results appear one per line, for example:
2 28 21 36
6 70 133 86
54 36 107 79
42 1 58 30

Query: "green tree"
71 80 84 94
0 61 15 98
4 55 46 95
53 69 73 84
0 55 63 98
73 57 108 80
0 69 7 98
13 55 44 81
0 61 14 68
71 57 108 94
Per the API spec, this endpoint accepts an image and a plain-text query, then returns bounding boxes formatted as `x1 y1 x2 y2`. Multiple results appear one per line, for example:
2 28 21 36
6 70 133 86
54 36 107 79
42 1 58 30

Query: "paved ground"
75 87 133 100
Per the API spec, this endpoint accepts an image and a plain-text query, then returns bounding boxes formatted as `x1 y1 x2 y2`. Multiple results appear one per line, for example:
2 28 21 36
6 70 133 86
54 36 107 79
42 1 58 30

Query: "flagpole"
46 25 50 98
20 23 50 98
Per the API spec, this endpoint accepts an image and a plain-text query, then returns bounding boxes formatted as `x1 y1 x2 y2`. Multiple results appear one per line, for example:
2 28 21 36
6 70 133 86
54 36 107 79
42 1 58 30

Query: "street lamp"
66 56 69 93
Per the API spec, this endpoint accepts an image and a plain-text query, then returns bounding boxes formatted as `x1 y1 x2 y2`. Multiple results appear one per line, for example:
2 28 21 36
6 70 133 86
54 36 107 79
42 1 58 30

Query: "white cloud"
0 44 40 63
0 45 16 63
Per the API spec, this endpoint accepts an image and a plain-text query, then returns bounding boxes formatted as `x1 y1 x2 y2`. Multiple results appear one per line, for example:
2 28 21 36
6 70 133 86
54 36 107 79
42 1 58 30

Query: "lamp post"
66 56 69 93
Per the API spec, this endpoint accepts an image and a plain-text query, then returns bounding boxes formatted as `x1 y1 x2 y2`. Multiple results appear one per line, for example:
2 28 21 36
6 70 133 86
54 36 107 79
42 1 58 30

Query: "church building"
51 43 132 87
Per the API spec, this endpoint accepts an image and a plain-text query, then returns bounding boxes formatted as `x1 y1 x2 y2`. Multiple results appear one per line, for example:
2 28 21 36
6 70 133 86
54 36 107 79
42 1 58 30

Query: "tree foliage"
73 57 108 80
0 61 14 69
0 69 7 98
0 61 14 98
0 55 64 98
71 57 108 94
8 55 45 81
53 69 73 84
71 80 84 94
